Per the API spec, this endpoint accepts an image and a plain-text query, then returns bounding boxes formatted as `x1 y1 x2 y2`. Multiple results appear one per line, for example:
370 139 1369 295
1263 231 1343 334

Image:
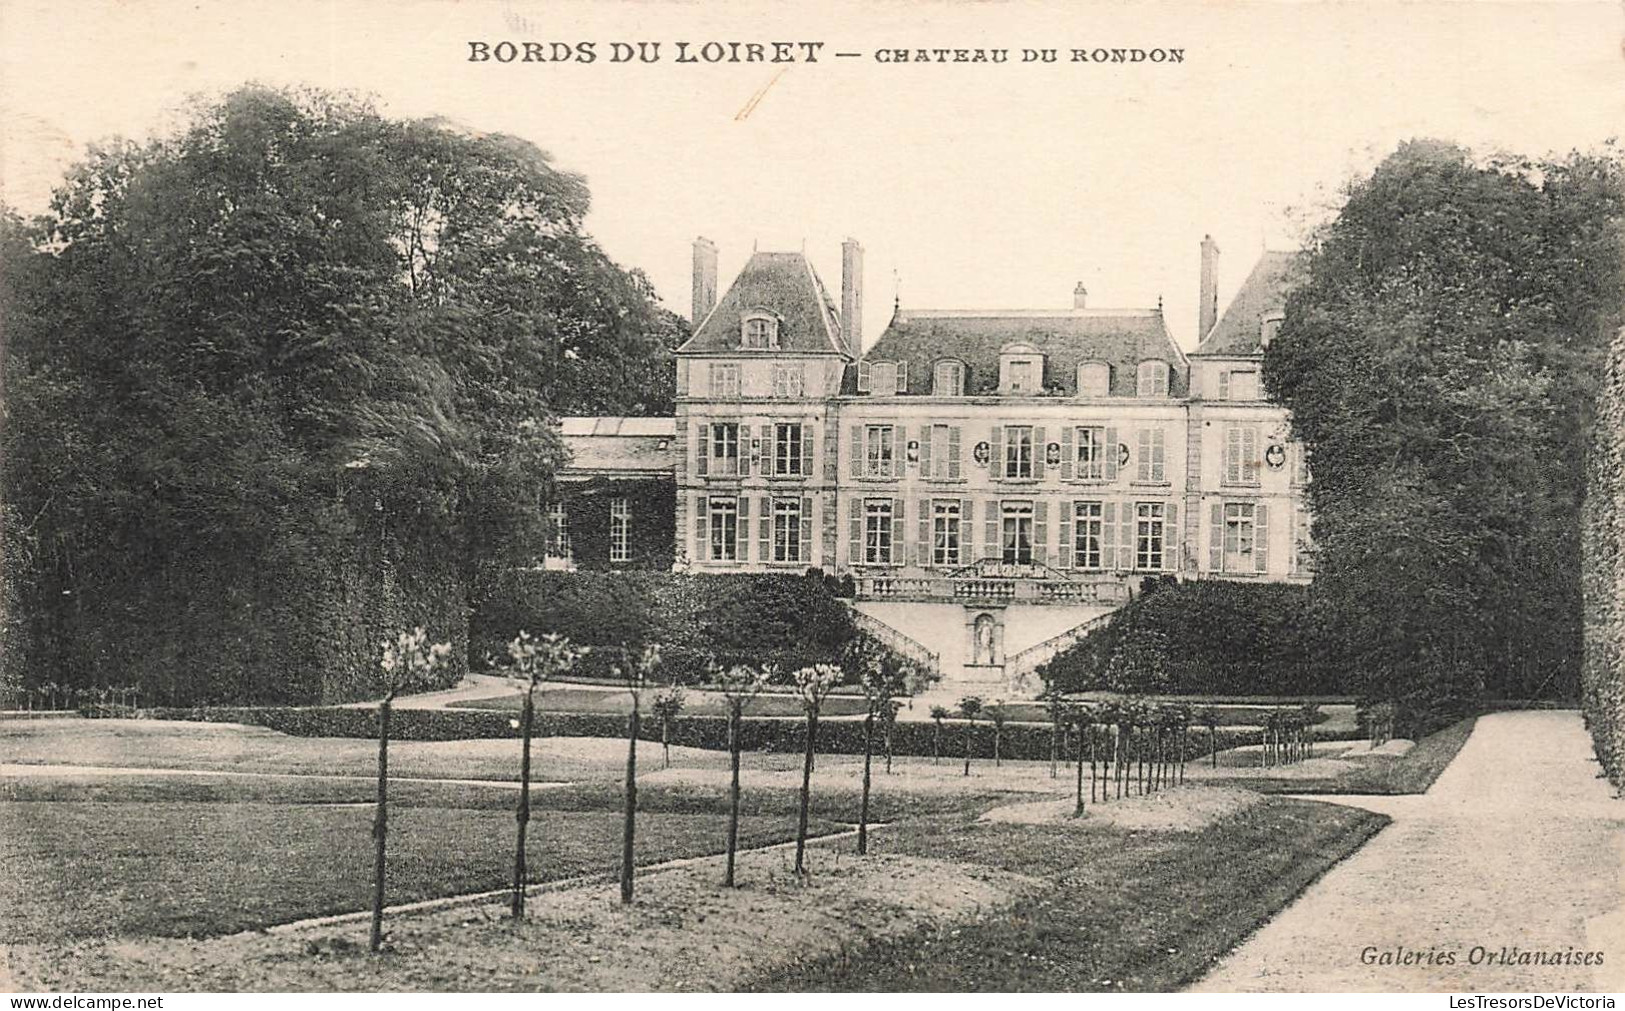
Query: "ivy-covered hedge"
471 569 863 682
1582 327 1625 790
143 705 1356 760
1036 578 1343 697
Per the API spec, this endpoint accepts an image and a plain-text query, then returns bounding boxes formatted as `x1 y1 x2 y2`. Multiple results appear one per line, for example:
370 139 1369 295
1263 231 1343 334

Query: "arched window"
933 360 965 396
1136 359 1170 397
740 312 778 349
1076 361 1111 397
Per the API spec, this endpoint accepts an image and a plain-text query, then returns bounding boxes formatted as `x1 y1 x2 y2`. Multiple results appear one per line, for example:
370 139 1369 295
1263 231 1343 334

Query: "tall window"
933 500 962 566
1004 425 1034 479
1136 428 1166 483
710 422 740 476
1135 502 1166 570
1073 501 1104 569
929 424 951 479
708 497 739 561
773 498 803 563
1222 369 1260 401
1224 425 1260 485
547 501 572 560
870 362 898 395
774 423 805 476
933 360 965 396
1007 359 1038 394
742 316 776 349
864 425 895 478
708 362 741 397
609 497 630 563
864 499 894 564
1075 426 1106 480
1136 360 1169 397
1077 362 1111 397
771 363 804 398
1223 502 1256 572
1001 501 1034 564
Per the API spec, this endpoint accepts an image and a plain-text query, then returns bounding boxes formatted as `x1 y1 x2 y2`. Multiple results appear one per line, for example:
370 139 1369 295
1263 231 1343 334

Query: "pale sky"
4 0 1623 349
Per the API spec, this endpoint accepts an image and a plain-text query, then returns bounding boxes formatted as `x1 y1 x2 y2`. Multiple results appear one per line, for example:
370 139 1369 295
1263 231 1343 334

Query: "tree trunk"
933 722 941 765
725 704 742 887
511 687 535 918
370 698 392 953
1049 719 1059 779
858 707 874 855
1089 725 1098 804
794 710 817 876
620 694 639 905
884 717 894 775
1074 728 1086 816
1210 726 1218 768
662 717 671 770
994 724 1002 767
963 719 974 777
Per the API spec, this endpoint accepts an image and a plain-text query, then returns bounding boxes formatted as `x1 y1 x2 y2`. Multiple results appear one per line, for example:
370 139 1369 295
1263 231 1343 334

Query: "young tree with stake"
792 663 843 877
929 705 949 765
504 630 583 919
857 651 908 856
959 695 984 777
652 684 686 770
616 642 662 904
718 662 769 887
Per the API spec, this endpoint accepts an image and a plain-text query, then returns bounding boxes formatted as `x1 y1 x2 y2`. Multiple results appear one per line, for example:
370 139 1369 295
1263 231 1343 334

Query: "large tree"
1 86 681 704
1264 140 1625 727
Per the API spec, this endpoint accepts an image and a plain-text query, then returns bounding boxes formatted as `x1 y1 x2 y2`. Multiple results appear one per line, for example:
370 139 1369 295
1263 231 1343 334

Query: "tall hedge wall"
471 569 862 683
1583 327 1625 789
1036 578 1342 697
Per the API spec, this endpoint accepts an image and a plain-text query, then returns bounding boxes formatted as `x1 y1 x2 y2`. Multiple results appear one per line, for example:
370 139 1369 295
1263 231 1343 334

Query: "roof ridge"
902 307 1162 319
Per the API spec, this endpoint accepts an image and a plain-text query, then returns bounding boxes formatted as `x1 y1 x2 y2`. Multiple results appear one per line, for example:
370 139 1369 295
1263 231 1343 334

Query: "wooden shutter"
1218 369 1231 401
917 498 931 566
1209 502 1224 572
896 361 909 394
990 426 1004 479
1255 504 1271 573
890 427 902 478
960 497 973 564
758 496 771 563
850 425 863 479
1058 502 1074 569
857 362 872 393
848 499 863 564
1137 429 1152 482
1166 502 1180 571
739 424 752 477
1104 427 1119 480
696 495 709 561
1034 426 1047 479
1244 428 1259 484
1102 501 1117 569
800 423 813 477
696 423 709 477
1060 427 1074 480
1119 502 1136 570
1225 427 1241 484
948 427 962 479
919 425 933 478
1152 429 1165 482
984 500 999 561
1033 500 1049 566
891 498 906 566
800 496 814 563
736 498 750 561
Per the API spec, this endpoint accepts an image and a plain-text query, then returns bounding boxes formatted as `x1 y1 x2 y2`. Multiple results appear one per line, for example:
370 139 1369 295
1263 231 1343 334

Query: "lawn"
449 688 871 718
754 797 1389 992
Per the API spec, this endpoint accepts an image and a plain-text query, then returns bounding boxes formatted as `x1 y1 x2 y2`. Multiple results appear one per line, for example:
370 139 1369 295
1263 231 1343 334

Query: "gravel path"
1193 710 1625 992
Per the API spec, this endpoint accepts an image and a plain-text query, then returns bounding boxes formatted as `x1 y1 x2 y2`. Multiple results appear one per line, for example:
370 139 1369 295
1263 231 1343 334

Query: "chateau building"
557 235 1310 697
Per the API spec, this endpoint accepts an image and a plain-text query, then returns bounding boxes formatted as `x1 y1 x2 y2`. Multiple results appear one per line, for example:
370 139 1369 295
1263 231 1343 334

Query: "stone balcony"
855 560 1132 606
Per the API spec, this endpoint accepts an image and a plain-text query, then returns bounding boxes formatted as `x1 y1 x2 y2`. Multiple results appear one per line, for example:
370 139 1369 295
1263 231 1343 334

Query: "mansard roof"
854 307 1187 397
1194 250 1303 357
677 251 850 357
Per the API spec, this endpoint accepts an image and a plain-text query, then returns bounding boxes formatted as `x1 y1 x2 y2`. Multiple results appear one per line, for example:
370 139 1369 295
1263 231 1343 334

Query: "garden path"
1191 710 1625 992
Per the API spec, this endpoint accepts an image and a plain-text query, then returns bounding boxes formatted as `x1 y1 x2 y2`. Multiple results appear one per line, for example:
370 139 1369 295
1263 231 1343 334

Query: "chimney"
691 236 718 329
1073 282 1088 309
841 238 864 349
1199 235 1220 341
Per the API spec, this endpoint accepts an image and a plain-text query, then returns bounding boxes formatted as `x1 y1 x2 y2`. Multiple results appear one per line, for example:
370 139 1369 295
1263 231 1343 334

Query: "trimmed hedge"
1582 327 1625 790
141 706 1357 761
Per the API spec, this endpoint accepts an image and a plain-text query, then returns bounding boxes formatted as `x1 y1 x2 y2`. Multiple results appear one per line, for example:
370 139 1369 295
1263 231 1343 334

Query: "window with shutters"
772 498 803 563
1075 426 1106 480
1136 428 1167 483
608 497 630 563
864 425 895 478
928 424 952 479
1224 425 1260 485
1073 501 1104 569
933 360 965 396
870 362 897 395
1004 425 1034 479
1135 502 1166 570
1222 502 1255 572
710 423 740 476
547 501 572 561
1227 370 1260 400
1077 362 1111 397
932 500 962 566
708 498 739 561
770 363 804 398
864 499 894 564
1001 501 1034 564
1136 360 1170 397
708 363 741 397
773 423 805 476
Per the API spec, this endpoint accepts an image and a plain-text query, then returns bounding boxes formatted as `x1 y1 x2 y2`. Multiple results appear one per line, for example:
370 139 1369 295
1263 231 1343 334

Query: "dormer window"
857 361 908 394
1260 310 1284 348
1136 359 1170 397
933 360 966 396
1076 361 1111 397
999 343 1045 395
741 312 779 350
